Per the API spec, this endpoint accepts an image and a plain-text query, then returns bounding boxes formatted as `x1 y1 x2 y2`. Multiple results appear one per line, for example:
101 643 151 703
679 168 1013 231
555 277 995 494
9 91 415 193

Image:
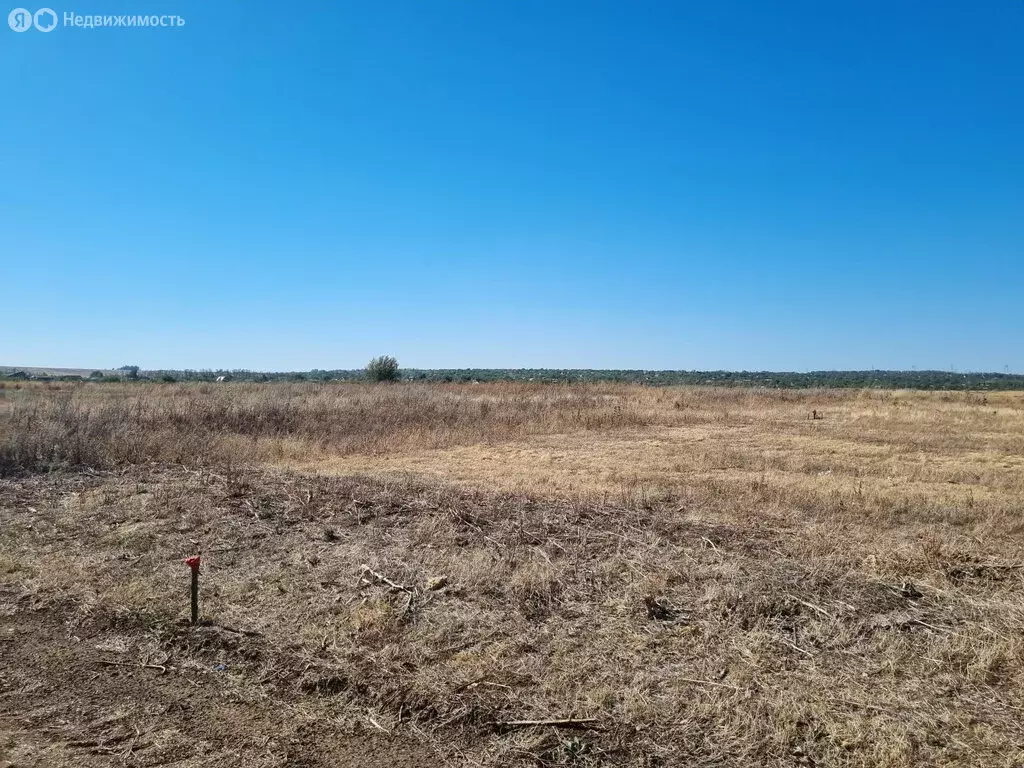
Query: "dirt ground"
0 610 435 768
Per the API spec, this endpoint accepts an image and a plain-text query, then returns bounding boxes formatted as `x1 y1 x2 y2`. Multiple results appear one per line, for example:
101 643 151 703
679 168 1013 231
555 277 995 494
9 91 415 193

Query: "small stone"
426 576 449 591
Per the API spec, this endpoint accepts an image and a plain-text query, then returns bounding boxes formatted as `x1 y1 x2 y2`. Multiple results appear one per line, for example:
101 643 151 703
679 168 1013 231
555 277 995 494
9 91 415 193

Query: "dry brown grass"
0 380 666 469
2 382 1024 766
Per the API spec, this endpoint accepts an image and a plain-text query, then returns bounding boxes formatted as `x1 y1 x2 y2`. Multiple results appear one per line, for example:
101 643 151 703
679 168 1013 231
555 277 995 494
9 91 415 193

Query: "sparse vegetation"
2 381 1024 765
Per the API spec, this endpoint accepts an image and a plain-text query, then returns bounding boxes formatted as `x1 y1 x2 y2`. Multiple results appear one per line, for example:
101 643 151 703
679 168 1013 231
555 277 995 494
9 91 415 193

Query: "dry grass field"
2 381 1023 767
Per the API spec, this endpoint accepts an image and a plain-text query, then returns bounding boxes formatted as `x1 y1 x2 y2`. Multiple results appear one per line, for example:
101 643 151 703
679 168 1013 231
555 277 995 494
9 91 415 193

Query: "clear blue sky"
3 1 1022 371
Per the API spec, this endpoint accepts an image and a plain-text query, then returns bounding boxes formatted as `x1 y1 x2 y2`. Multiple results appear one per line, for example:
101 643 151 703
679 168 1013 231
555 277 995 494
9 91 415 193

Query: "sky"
2 1 1022 372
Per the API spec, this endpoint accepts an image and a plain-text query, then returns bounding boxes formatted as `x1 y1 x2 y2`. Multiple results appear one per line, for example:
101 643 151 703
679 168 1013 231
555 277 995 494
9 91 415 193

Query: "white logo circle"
33 7 56 31
8 7 33 31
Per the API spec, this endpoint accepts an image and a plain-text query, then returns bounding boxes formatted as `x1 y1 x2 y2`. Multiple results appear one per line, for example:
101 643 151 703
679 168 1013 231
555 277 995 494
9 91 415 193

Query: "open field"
0 366 117 379
2 382 1024 766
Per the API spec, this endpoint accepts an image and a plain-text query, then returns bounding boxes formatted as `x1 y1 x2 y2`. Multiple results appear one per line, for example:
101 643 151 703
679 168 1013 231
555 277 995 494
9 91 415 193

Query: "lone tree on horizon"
366 355 400 383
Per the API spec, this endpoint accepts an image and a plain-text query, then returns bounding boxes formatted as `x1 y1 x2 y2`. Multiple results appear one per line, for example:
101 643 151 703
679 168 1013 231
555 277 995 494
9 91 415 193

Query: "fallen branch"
785 594 835 620
496 717 599 730
909 619 954 635
215 623 264 637
366 713 391 734
401 589 415 617
95 659 167 674
360 564 413 593
453 677 515 694
777 637 814 657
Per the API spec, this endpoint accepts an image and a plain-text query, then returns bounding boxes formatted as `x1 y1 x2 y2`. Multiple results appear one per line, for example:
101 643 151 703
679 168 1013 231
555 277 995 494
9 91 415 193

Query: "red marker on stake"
184 555 201 625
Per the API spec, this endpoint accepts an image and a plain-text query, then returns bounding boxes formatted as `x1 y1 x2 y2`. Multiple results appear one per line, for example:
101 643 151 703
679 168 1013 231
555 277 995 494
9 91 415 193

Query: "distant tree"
119 365 140 380
160 374 177 383
366 355 400 383
89 371 104 379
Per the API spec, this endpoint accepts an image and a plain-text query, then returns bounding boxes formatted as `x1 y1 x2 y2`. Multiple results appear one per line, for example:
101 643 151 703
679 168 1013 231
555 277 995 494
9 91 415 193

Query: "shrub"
366 355 400 383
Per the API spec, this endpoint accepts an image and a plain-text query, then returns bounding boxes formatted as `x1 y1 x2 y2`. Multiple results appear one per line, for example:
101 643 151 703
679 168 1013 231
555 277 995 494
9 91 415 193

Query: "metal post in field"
184 555 201 625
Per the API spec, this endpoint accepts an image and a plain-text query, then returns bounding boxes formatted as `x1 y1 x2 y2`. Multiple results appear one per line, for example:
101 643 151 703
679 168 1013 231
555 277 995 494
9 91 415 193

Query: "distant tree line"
6 367 1017 390
390 369 1024 390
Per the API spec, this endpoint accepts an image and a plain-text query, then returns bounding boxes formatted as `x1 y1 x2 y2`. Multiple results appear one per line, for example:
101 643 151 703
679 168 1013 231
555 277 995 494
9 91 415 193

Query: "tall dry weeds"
0 381 685 471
